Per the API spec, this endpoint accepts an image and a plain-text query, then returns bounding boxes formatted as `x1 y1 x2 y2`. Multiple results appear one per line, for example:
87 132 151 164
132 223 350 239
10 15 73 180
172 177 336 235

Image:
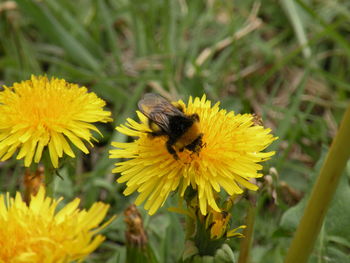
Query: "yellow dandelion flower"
110 94 277 215
0 187 114 263
0 75 112 168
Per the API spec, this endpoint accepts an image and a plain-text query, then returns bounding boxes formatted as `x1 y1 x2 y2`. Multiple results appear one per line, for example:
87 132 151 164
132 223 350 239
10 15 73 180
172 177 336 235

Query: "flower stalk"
41 149 56 196
238 196 256 263
284 103 350 263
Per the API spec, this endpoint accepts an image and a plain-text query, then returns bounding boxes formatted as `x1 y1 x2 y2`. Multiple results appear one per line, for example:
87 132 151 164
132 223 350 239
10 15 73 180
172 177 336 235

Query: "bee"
138 93 204 160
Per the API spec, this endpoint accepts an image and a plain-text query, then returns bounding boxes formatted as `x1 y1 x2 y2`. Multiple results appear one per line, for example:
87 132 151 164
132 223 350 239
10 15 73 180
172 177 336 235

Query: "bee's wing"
138 93 183 132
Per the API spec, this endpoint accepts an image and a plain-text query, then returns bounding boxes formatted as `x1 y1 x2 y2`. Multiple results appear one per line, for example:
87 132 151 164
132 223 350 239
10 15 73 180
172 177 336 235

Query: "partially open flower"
205 209 246 240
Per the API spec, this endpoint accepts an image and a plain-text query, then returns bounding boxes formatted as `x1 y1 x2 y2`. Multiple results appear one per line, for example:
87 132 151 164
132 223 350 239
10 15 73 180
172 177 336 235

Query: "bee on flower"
110 93 277 215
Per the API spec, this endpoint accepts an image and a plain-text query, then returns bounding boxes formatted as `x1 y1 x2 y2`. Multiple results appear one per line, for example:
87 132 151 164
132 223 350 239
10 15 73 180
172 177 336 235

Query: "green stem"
42 150 55 196
284 103 350 263
238 198 256 263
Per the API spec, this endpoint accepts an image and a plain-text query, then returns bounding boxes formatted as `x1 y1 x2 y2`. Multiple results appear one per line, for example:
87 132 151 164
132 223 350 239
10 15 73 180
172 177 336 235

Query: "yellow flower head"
110 95 277 215
0 187 114 263
0 75 112 168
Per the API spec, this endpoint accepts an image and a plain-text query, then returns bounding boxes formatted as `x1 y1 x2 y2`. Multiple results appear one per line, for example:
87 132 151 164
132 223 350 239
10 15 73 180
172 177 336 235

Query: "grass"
1 0 350 262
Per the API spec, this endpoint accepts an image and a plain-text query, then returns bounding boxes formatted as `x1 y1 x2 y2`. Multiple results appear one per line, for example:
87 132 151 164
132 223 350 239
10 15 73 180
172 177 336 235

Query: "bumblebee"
138 93 204 160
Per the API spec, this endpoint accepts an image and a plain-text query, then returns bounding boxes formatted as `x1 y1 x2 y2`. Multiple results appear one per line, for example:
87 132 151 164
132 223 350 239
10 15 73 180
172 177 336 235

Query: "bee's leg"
185 134 203 152
166 139 179 160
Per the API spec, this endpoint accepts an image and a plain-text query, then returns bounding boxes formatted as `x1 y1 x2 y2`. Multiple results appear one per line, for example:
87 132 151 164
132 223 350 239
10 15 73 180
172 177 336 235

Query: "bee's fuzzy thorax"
138 93 204 160
174 121 201 151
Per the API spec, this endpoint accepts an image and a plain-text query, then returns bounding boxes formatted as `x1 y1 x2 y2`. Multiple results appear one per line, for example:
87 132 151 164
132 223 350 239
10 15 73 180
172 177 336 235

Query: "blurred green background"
1 0 350 262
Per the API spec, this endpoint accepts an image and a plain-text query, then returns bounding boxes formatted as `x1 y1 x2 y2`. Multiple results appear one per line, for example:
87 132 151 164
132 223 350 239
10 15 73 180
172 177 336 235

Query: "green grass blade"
15 0 102 73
